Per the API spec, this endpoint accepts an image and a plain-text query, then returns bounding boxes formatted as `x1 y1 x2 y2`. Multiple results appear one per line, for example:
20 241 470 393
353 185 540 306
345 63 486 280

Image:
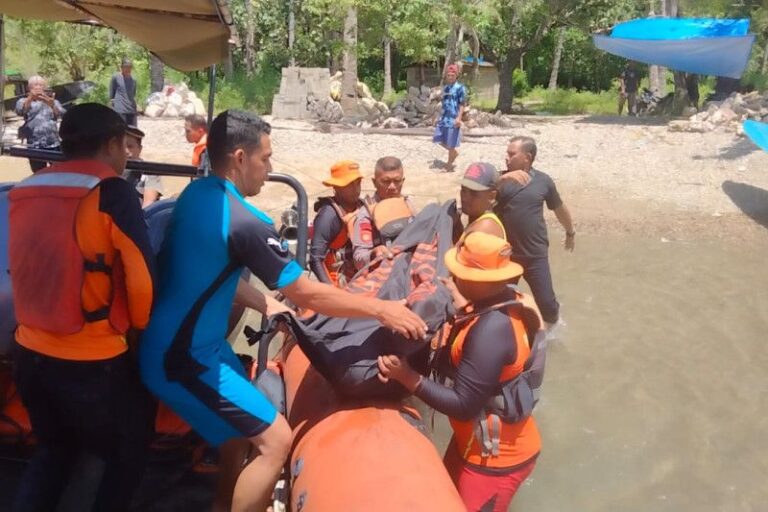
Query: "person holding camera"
15 75 66 172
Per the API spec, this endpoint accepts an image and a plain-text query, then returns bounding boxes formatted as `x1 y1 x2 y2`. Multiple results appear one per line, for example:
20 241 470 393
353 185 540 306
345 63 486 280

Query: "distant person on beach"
618 61 641 116
110 58 138 126
494 136 575 328
433 64 467 172
685 73 700 111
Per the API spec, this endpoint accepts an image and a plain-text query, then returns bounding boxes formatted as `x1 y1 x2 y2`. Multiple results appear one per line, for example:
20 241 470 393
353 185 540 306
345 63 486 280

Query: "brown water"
432 234 768 512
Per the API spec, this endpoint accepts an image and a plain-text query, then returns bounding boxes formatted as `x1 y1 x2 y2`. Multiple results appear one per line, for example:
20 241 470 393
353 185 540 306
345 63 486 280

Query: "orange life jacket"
446 297 544 469
8 164 130 335
317 197 360 287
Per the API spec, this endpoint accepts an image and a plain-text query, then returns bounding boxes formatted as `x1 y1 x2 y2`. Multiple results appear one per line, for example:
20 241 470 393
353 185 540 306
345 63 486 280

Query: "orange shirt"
15 168 154 361
192 133 208 167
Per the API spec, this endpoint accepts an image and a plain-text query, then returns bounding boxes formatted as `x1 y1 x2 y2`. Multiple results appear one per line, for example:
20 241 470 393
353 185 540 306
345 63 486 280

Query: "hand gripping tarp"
282 201 457 400
593 18 754 79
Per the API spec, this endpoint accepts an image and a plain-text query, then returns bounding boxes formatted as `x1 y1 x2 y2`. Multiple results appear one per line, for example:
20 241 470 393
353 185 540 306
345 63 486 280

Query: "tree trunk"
224 48 234 79
383 32 392 97
288 0 296 66
548 27 565 91
762 38 768 74
383 18 392 96
244 0 255 75
667 0 687 113
340 5 360 116
496 52 519 114
149 54 164 93
443 19 459 80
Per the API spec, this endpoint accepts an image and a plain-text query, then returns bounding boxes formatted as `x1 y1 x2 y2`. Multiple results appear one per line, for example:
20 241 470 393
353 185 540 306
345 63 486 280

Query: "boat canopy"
0 0 233 71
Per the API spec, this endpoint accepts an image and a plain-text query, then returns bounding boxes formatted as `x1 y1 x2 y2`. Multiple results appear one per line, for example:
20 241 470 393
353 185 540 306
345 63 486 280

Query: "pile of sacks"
144 83 207 119
668 91 768 134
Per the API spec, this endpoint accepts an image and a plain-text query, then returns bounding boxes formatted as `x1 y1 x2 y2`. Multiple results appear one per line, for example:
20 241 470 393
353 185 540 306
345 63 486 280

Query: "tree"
340 5 360 114
548 27 566 90
149 54 164 93
16 21 139 81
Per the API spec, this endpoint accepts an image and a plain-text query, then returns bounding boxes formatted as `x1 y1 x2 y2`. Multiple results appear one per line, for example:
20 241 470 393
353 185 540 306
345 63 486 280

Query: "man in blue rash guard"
139 110 427 512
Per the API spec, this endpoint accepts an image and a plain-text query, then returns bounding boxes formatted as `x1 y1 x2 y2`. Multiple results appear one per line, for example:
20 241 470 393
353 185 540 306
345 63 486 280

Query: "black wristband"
566 231 576 237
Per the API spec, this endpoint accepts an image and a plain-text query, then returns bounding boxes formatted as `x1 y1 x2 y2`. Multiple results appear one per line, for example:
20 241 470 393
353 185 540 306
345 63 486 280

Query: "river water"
430 234 768 512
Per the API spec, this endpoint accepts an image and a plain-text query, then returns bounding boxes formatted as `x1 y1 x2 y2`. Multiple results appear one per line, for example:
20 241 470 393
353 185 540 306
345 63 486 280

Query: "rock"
355 81 373 100
681 107 698 118
360 97 379 115
375 101 390 115
668 120 689 132
412 97 431 114
420 85 431 97
408 86 420 99
381 117 408 129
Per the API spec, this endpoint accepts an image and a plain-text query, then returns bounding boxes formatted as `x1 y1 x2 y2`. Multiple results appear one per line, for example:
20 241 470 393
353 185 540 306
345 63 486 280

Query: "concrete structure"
405 59 499 104
271 67 331 120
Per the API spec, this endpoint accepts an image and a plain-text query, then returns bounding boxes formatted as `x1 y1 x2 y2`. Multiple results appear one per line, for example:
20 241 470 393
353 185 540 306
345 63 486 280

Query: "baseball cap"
460 162 499 191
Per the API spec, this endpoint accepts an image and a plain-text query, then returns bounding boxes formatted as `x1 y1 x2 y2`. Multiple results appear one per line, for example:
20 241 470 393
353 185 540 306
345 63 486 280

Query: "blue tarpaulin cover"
743 120 768 153
593 18 754 78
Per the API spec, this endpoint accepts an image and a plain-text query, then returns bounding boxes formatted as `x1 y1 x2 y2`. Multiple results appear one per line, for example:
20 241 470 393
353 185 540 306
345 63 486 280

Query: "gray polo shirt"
494 168 563 258
110 73 137 114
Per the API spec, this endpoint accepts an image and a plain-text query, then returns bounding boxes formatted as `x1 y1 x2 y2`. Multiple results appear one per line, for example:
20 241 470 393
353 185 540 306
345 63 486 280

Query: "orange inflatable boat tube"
278 339 464 512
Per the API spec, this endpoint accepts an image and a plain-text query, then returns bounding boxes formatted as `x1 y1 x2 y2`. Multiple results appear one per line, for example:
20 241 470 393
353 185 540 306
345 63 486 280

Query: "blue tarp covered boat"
594 18 755 78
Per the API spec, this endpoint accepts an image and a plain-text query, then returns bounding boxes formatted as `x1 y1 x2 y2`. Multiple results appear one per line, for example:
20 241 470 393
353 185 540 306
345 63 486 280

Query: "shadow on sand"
574 115 670 127
722 180 768 229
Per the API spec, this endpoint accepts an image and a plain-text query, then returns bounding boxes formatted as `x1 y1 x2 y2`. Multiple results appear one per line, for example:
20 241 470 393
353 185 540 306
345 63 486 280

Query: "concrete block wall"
272 67 331 120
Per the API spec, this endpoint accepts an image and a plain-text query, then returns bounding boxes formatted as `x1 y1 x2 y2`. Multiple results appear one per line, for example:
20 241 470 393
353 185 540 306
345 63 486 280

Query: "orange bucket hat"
322 160 363 188
445 232 523 282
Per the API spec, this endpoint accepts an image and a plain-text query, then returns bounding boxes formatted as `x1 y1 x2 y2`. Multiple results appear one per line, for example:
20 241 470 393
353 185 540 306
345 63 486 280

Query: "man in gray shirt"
110 58 138 126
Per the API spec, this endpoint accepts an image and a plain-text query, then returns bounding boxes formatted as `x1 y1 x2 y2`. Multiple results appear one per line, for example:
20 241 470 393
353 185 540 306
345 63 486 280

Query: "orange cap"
444 232 522 282
322 160 363 188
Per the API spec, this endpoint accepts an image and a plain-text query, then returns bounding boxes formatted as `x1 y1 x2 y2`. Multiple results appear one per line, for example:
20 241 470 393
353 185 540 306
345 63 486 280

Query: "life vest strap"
82 307 110 323
83 254 112 274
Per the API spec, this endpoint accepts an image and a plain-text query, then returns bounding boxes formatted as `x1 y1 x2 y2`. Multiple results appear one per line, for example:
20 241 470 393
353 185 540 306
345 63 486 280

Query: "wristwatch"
566 231 576 237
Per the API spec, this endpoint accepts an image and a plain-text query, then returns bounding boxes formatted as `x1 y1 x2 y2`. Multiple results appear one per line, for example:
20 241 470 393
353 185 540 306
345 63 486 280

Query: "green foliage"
186 68 282 115
10 20 142 82
512 68 531 95
520 86 618 115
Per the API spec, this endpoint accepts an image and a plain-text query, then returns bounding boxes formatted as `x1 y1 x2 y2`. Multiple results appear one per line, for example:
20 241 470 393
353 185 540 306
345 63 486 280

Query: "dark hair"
60 103 126 159
207 110 271 172
375 156 403 173
184 114 208 132
509 136 537 160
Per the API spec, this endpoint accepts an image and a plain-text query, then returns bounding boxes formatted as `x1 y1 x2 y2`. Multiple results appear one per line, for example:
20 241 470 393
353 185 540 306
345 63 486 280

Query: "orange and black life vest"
441 295 547 469
8 164 130 335
315 197 361 287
